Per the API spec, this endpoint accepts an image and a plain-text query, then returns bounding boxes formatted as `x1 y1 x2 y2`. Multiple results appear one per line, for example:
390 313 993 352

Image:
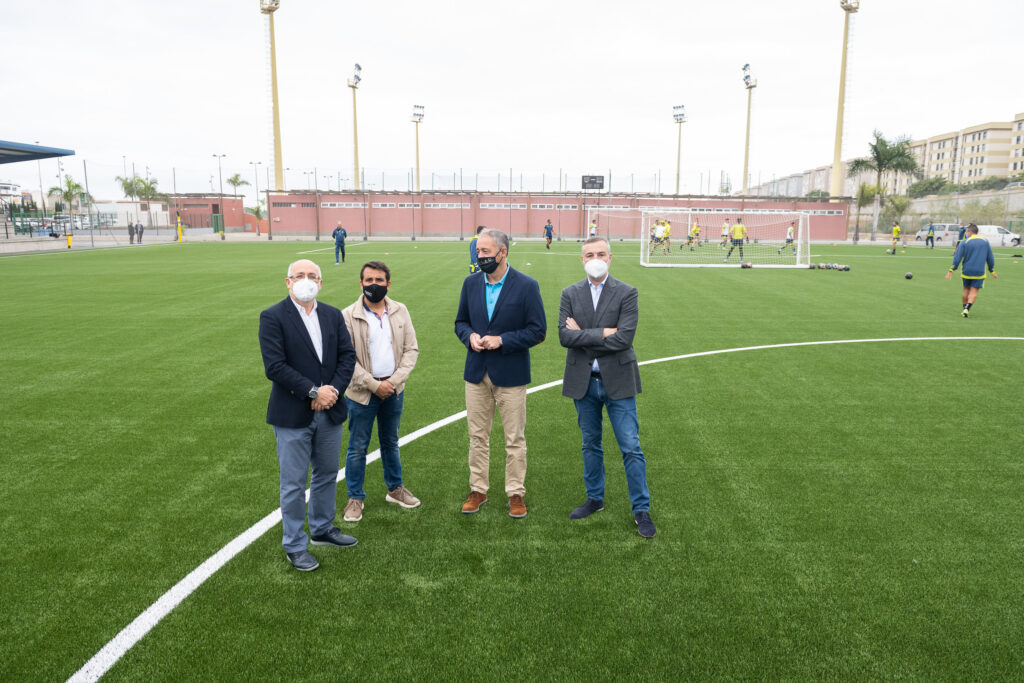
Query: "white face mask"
584 258 609 280
292 277 320 302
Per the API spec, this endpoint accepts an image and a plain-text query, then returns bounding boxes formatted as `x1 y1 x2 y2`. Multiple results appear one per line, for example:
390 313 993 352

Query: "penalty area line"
67 335 1024 683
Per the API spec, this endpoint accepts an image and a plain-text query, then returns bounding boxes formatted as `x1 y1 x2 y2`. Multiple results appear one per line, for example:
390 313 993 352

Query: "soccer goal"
586 207 809 268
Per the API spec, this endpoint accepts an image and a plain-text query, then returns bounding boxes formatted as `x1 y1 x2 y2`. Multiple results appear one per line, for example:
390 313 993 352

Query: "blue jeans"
335 243 346 262
345 392 404 499
273 411 344 552
573 376 650 513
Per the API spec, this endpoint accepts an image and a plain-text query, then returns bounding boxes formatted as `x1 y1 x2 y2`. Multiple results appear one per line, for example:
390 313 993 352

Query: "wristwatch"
307 386 319 400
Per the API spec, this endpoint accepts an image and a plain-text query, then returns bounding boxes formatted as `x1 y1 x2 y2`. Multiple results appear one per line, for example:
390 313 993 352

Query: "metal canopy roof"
0 140 75 165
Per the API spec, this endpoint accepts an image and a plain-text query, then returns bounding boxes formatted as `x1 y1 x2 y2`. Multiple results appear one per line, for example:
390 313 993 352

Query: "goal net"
587 208 810 268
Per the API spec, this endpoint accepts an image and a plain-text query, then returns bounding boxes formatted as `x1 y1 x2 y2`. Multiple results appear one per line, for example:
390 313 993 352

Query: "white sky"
3 0 1020 204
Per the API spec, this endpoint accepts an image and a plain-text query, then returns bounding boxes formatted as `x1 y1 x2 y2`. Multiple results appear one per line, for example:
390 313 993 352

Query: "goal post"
634 209 810 268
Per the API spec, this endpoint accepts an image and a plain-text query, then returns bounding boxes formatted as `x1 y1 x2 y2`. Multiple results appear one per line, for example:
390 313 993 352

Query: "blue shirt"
544 223 553 237
332 227 347 245
484 263 510 320
951 235 995 279
927 225 935 236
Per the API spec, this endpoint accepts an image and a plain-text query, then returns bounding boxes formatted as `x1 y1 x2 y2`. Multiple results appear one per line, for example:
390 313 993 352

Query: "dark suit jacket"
258 296 356 428
558 275 642 401
454 266 546 386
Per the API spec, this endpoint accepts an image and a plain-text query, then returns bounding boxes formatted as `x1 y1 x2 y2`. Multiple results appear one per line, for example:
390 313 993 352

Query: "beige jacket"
341 296 419 405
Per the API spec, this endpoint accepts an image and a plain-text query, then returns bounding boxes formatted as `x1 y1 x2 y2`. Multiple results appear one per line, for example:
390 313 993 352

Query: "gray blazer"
558 275 642 401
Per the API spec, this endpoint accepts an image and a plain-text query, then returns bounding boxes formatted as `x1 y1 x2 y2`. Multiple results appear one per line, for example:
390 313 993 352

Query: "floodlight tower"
673 105 687 195
260 0 284 191
411 105 425 192
348 64 362 190
830 0 860 198
741 64 757 195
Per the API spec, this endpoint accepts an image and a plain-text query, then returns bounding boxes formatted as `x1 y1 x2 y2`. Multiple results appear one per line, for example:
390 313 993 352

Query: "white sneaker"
385 486 421 509
343 498 363 522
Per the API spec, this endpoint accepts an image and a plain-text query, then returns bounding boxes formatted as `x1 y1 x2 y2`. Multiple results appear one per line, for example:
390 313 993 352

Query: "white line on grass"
295 243 369 255
67 335 1024 683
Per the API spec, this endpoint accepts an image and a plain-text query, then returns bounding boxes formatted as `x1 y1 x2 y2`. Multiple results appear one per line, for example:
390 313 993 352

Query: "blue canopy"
0 140 75 164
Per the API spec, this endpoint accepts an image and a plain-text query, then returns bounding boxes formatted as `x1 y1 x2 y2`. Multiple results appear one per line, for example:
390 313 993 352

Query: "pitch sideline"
68 335 1024 683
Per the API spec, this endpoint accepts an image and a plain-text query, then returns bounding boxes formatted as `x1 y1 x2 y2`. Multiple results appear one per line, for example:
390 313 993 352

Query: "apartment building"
751 109 1024 197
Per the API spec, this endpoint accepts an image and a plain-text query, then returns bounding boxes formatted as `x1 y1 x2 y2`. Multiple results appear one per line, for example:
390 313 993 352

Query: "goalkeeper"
720 219 730 249
777 221 796 255
723 220 748 263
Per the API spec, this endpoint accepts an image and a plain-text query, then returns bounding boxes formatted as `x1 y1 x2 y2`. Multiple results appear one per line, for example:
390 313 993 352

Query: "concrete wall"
264 192 851 240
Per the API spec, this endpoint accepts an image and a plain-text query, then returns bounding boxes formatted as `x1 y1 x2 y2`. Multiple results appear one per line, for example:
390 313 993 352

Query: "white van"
975 225 1021 247
914 223 960 243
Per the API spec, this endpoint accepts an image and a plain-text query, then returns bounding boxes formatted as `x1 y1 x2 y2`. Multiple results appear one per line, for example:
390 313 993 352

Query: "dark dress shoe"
569 498 604 520
286 549 320 571
310 528 358 547
634 511 656 538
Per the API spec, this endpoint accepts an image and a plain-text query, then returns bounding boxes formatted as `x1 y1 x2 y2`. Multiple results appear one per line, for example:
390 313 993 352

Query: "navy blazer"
258 297 356 428
454 266 546 387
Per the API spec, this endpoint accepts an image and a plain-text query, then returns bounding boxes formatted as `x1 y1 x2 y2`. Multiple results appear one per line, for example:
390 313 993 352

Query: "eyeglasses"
288 273 321 282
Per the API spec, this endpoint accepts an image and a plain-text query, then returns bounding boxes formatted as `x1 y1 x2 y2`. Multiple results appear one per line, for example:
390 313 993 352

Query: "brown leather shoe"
461 490 487 514
508 494 527 519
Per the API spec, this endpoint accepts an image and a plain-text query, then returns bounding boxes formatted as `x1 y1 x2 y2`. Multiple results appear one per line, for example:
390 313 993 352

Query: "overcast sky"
3 0 1019 204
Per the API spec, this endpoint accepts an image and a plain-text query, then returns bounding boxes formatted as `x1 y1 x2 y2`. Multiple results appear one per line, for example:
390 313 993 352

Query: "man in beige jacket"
340 260 420 522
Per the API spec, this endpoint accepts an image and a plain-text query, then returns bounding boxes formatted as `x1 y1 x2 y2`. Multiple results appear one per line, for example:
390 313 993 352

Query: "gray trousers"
273 411 344 552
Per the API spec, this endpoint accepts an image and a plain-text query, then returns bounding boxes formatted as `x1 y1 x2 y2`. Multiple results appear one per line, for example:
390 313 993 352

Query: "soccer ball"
818 263 826 269
832 263 839 270
886 249 892 254
905 272 913 279
809 264 817 270
825 263 833 270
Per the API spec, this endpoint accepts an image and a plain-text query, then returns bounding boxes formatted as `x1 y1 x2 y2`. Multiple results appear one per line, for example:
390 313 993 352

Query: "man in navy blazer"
454 229 546 518
258 259 358 571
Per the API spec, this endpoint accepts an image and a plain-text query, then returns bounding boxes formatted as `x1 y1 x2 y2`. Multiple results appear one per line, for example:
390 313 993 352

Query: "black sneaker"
310 527 358 548
569 499 604 520
285 549 319 571
634 511 656 538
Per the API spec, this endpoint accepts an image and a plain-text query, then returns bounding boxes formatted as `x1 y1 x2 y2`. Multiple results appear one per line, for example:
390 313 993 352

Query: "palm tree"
135 178 167 228
225 173 250 197
48 175 88 231
848 130 920 241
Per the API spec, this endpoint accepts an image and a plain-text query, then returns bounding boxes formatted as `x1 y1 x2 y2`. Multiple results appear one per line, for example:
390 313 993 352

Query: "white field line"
67 335 1024 683
295 242 369 255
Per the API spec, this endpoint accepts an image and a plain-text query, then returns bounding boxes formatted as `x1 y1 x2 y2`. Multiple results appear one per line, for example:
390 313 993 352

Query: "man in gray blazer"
558 237 655 538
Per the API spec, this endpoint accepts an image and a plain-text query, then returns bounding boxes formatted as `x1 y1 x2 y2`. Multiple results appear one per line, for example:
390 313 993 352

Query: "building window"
300 202 315 208
372 202 396 208
397 203 420 209
531 204 554 209
184 203 209 208
272 202 297 208
555 204 578 210
425 202 471 209
321 202 367 208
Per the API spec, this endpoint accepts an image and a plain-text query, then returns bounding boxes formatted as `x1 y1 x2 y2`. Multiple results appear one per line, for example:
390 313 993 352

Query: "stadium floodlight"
347 64 362 190
673 105 687 195
831 0 861 200
741 64 757 195
411 105 424 192
260 0 284 192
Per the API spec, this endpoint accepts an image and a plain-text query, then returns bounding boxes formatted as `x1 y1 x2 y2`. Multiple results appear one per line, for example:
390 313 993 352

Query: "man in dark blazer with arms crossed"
455 229 546 518
559 237 655 538
259 259 358 571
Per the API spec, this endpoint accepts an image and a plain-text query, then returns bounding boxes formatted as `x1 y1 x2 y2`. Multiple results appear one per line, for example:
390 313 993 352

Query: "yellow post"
67 233 72 249
351 85 360 190
830 1 860 198
742 87 754 195
268 12 284 191
177 216 183 243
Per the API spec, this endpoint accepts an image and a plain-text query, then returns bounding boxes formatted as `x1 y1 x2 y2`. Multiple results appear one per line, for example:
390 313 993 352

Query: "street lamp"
673 105 687 195
260 0 284 191
831 0 860 199
411 104 424 192
347 63 362 190
213 154 226 239
741 63 757 196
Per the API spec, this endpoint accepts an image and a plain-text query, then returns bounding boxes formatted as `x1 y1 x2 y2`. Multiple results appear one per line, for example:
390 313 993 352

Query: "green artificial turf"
1 239 1022 680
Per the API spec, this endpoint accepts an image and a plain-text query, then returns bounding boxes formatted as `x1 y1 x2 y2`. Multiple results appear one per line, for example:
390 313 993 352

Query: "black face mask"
478 254 502 274
363 283 388 303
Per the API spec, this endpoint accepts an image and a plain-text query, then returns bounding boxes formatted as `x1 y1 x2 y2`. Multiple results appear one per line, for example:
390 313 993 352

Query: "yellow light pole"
347 64 362 190
741 64 757 196
411 105 424 192
260 0 284 191
673 105 687 195
830 0 860 198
